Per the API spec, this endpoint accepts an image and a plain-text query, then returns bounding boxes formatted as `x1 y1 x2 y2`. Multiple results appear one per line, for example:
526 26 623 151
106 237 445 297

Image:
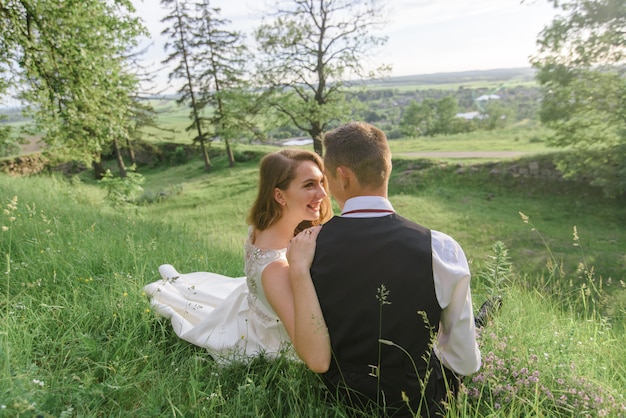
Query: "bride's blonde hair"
247 149 332 235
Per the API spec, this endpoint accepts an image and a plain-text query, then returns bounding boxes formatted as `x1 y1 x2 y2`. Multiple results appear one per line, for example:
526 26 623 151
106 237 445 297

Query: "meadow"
1 134 625 416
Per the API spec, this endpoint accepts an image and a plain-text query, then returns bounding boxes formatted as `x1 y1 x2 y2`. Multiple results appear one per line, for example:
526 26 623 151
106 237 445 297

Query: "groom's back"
311 214 442 412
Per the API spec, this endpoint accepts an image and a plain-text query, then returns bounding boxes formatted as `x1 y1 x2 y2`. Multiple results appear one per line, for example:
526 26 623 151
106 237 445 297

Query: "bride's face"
276 160 327 222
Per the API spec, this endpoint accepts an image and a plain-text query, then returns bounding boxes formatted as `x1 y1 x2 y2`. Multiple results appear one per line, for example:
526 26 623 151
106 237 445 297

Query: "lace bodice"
243 236 287 325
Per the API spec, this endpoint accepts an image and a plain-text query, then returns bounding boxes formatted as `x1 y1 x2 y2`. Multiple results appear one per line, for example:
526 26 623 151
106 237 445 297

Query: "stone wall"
0 153 48 176
486 159 563 180
0 141 198 176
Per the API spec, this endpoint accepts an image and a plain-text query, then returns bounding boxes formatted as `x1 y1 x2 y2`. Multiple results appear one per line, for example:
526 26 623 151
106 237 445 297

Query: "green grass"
354 68 538 92
388 122 555 155
388 156 626 317
1 147 625 417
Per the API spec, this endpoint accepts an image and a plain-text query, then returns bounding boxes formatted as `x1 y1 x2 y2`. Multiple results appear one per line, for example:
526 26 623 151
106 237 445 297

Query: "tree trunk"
309 123 324 156
92 157 106 180
199 137 212 171
225 138 235 167
172 5 211 172
112 138 127 177
125 137 136 166
313 136 323 156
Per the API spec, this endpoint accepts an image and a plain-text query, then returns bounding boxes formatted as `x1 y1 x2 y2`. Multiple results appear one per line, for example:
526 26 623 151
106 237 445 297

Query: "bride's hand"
287 226 321 271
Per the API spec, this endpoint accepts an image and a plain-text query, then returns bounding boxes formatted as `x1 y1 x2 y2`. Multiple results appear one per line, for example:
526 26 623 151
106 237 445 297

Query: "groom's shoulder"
395 213 430 231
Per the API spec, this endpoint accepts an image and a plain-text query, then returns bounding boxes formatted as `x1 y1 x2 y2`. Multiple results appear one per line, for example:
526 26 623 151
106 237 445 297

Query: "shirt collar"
341 196 395 217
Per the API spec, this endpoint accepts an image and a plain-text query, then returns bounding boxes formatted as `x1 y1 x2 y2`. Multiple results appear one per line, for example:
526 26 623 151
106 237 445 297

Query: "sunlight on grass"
389 123 557 155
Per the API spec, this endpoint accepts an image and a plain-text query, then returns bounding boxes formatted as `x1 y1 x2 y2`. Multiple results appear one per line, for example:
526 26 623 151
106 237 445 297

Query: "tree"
255 0 389 155
0 114 17 157
400 97 462 137
481 100 515 131
1 0 146 178
192 0 256 168
0 45 15 156
431 96 459 135
161 0 213 171
400 99 435 137
531 0 626 196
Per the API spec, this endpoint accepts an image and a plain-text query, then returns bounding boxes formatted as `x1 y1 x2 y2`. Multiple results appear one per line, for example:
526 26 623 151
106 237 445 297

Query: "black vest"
312 214 444 415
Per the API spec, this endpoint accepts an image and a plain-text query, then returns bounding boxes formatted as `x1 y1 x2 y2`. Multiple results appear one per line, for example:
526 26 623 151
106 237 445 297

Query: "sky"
0 0 560 107
131 0 560 91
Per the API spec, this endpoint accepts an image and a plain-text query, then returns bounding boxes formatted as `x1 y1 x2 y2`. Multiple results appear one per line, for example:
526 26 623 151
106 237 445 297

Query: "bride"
143 149 332 363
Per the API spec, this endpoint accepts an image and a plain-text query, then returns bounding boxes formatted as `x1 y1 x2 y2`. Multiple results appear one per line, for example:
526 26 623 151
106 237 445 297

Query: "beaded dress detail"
143 232 292 363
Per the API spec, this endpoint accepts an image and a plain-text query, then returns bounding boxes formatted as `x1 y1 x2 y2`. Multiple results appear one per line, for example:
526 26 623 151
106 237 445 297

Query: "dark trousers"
322 353 460 418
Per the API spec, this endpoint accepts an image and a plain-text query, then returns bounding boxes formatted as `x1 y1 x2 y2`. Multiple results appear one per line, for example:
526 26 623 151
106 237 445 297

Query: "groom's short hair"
322 122 391 188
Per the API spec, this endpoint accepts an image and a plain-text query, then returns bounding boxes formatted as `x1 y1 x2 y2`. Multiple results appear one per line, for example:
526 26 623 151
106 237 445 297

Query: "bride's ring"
305 230 312 235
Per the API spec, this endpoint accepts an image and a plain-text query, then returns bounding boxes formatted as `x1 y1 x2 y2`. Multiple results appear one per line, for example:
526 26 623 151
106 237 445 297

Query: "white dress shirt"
340 196 481 376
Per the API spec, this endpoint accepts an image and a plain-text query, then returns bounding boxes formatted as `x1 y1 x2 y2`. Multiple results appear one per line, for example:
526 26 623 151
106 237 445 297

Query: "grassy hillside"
1 148 624 417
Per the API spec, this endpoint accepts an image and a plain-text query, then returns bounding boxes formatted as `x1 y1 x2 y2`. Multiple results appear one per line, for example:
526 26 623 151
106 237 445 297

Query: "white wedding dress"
143 234 293 363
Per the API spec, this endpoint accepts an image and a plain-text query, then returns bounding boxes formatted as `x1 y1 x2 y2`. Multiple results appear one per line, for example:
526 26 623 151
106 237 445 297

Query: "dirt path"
397 151 527 158
21 136 43 154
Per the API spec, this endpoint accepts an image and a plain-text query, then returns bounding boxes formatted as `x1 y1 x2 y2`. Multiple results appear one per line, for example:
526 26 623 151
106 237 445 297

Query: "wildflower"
472 374 485 383
401 391 410 403
1 226 7 232
572 225 579 246
6 196 17 211
519 211 529 224
33 379 45 387
376 284 391 305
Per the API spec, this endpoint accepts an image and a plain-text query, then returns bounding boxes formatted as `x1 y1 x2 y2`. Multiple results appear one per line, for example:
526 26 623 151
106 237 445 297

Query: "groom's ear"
336 166 352 189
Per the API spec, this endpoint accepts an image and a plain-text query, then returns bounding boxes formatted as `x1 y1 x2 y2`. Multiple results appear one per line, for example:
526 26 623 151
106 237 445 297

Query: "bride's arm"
262 260 296 341
285 227 331 373
262 243 331 373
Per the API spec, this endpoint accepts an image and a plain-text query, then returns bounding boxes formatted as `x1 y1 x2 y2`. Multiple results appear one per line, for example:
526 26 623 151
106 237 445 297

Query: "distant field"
389 122 556 161
353 67 538 91
4 67 544 154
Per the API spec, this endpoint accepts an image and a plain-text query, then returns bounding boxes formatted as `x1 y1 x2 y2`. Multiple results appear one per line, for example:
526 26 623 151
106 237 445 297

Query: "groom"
287 122 481 417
